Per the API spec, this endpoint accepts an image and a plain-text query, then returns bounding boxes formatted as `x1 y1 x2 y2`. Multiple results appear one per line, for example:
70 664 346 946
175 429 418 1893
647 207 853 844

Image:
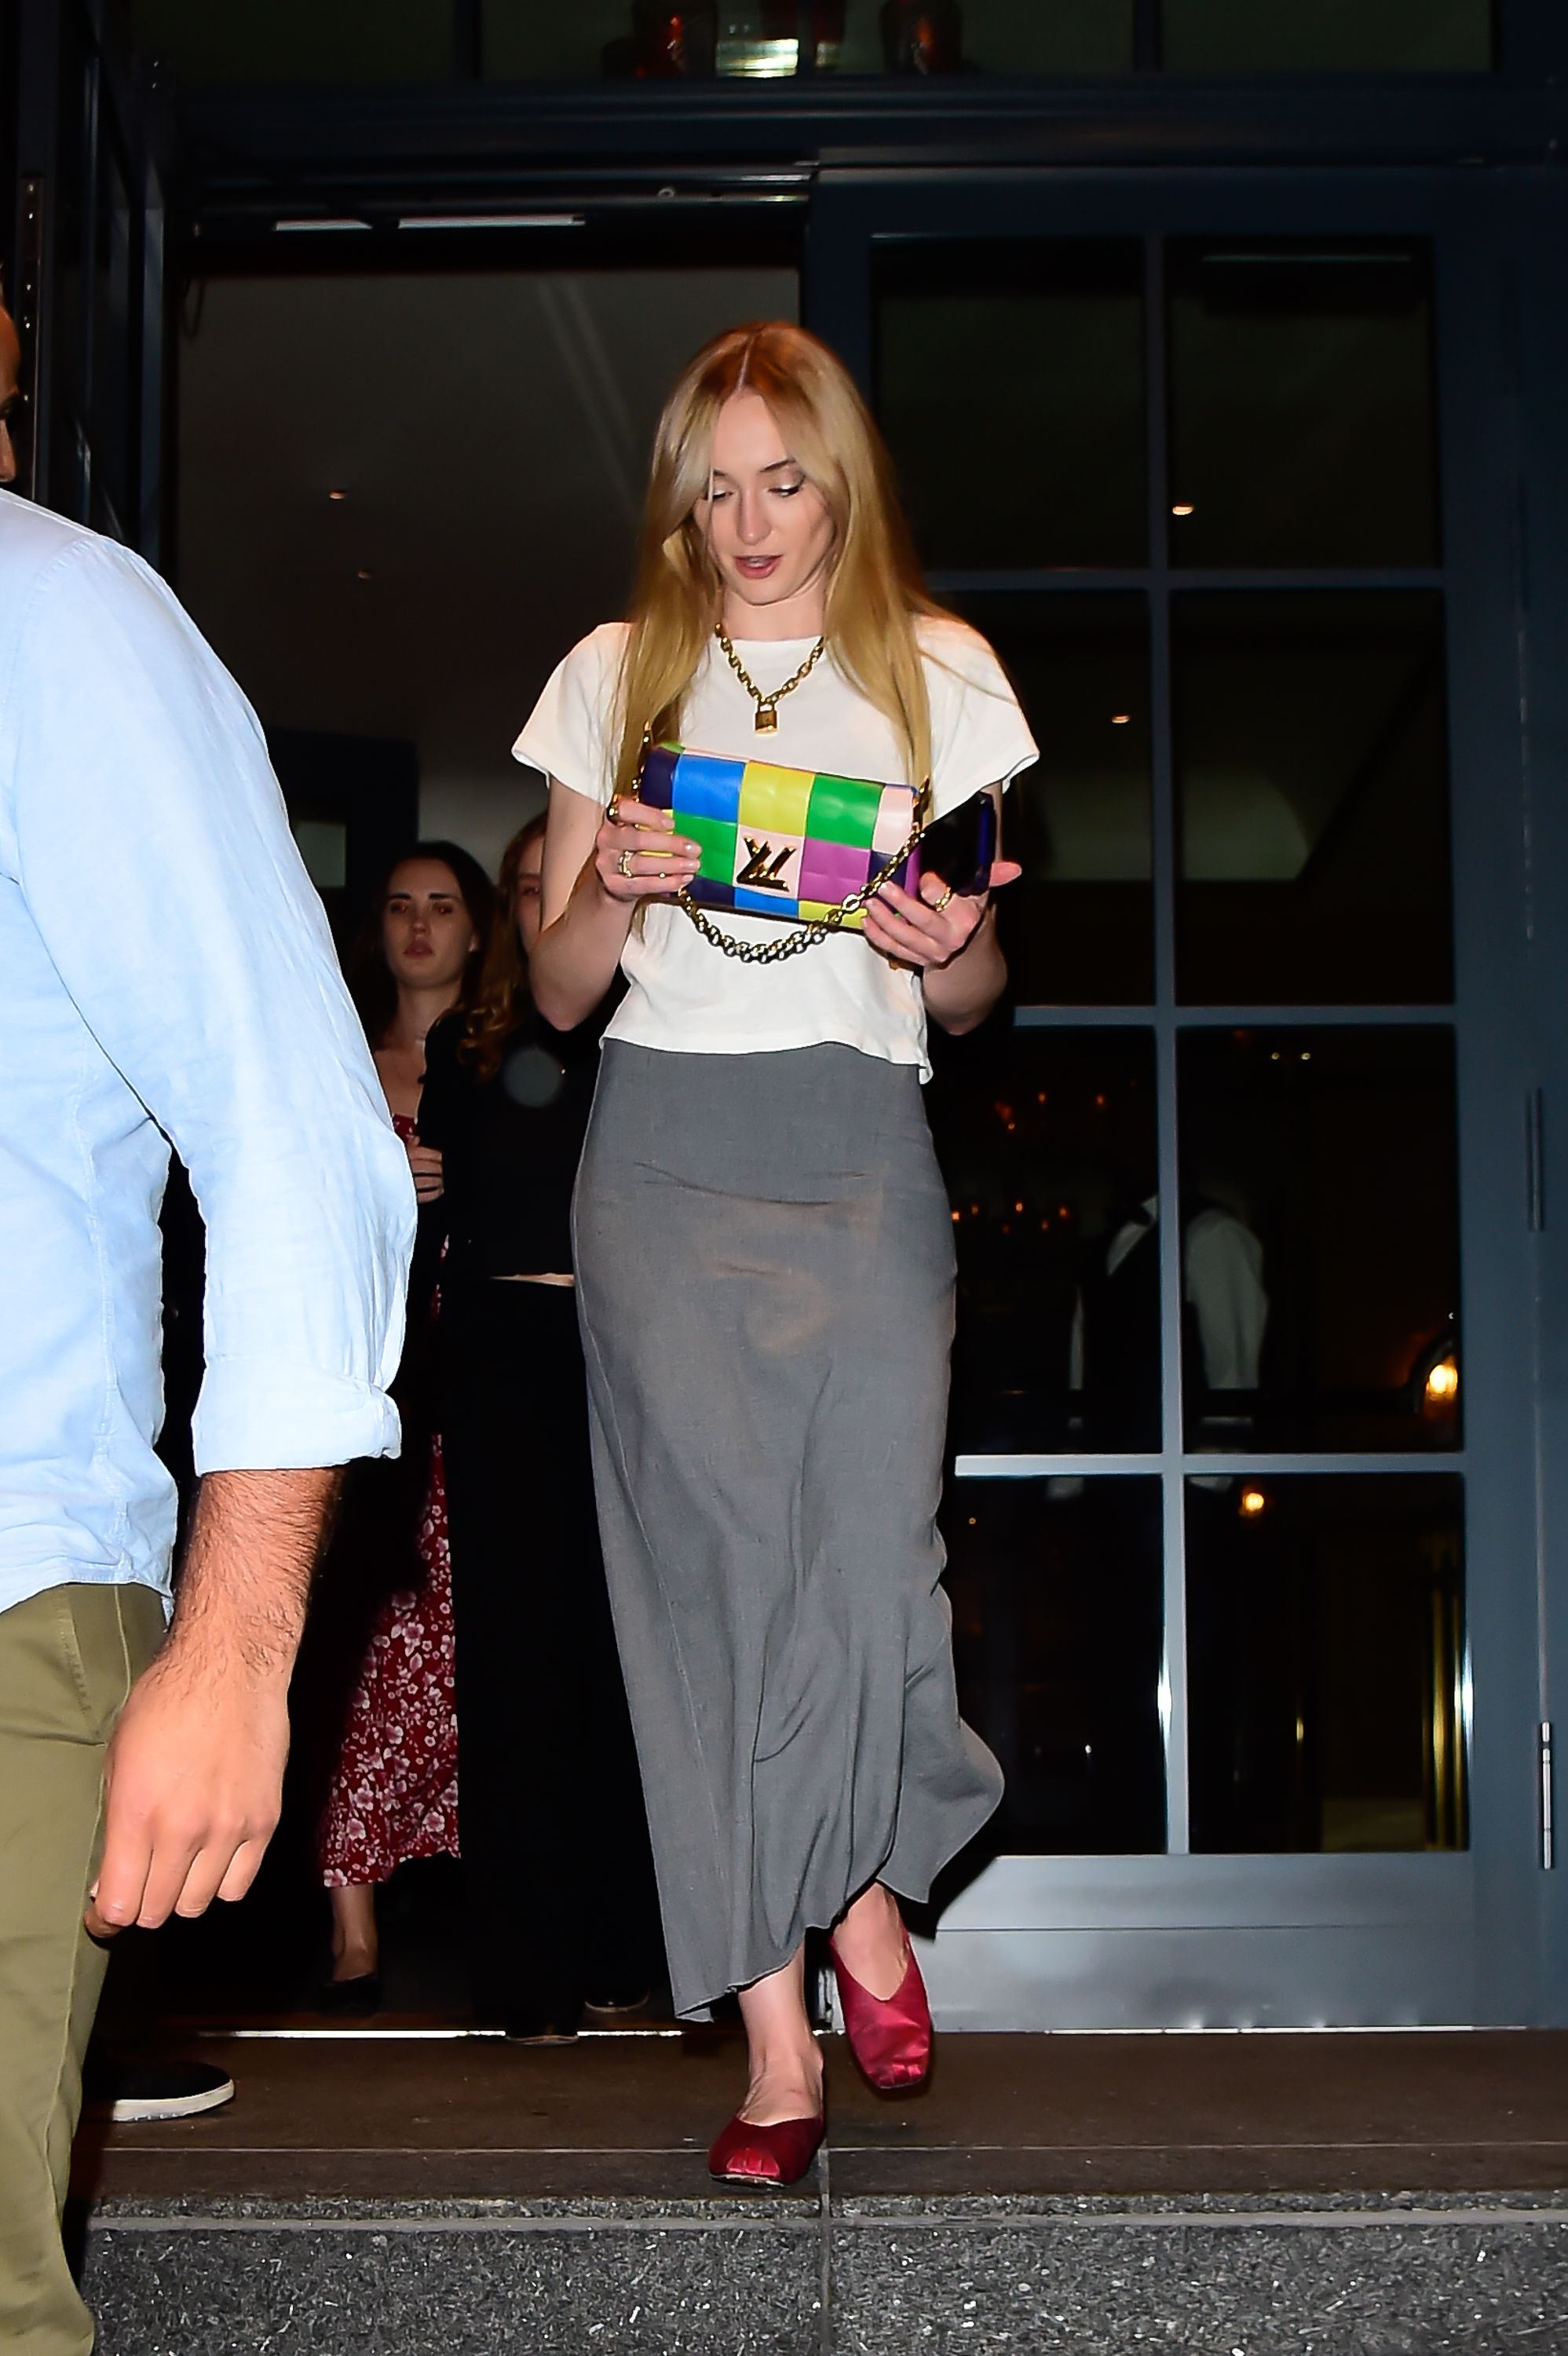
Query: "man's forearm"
166 1466 343 1679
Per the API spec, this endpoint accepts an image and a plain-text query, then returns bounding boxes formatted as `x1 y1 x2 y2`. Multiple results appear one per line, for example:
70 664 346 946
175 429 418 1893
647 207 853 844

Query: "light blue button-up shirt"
0 492 415 1621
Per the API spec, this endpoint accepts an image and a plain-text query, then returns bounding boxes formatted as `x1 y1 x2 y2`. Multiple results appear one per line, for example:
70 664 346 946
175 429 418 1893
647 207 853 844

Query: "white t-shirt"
512 616 1038 1080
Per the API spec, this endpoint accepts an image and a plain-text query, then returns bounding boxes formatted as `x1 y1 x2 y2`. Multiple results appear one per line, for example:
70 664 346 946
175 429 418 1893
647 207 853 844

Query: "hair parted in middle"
611 320 953 805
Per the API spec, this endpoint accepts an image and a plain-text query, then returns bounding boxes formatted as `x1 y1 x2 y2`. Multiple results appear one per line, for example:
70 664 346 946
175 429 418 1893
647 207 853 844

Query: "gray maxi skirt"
573 1041 1004 2020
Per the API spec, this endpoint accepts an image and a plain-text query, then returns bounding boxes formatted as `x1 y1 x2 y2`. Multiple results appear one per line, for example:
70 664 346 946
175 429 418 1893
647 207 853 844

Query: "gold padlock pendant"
755 705 778 734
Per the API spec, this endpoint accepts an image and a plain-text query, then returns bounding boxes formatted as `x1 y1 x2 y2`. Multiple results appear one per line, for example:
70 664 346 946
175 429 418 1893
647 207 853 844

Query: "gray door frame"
808 163 1553 2028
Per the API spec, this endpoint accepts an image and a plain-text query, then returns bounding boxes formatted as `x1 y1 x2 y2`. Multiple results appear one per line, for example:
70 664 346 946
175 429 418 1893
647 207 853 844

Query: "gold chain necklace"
715 626 826 734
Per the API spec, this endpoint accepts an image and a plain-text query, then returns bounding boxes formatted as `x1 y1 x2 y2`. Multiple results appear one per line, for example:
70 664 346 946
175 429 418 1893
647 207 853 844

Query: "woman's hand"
861 859 1022 971
405 1138 444 1204
594 796 702 904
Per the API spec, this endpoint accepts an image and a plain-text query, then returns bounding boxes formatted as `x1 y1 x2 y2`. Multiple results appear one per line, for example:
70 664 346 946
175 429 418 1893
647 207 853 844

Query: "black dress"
418 1004 662 2029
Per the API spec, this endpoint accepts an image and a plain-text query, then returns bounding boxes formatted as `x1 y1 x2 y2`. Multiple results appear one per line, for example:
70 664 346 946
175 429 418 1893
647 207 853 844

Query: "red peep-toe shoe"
707 2109 825 2189
829 1937 933 2091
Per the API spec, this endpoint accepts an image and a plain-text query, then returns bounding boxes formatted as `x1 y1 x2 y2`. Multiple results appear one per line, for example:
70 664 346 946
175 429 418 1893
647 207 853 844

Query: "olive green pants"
0 1582 163 2355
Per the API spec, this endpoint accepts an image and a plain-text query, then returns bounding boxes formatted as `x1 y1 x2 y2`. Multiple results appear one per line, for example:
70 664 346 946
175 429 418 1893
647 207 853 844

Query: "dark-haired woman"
418 819 662 2040
316 843 494 2003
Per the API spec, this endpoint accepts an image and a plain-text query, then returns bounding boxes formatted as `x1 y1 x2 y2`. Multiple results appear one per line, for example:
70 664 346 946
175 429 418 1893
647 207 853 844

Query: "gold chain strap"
715 628 827 727
673 811 929 964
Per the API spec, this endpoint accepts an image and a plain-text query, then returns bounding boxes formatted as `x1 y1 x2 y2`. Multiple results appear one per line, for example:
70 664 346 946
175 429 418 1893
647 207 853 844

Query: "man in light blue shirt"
0 307 415 2354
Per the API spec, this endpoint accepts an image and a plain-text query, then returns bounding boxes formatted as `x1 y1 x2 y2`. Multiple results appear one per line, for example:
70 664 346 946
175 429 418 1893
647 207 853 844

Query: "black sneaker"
583 1986 652 2016
503 2003 583 2045
83 2057 236 2124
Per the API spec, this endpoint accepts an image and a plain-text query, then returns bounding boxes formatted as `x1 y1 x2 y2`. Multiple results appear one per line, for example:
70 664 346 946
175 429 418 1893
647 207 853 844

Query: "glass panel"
90 125 135 543
1178 1027 1460 1454
1174 592 1453 1006
128 0 453 85
875 241 1146 570
947 594 1153 1006
835 0 1133 73
1168 244 1438 569
928 1026 1158 1451
1187 1474 1467 1853
488 0 630 76
1164 0 1491 72
945 1479 1166 1854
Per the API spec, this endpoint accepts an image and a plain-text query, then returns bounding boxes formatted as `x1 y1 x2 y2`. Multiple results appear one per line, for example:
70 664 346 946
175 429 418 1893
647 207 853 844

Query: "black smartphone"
918 794 998 896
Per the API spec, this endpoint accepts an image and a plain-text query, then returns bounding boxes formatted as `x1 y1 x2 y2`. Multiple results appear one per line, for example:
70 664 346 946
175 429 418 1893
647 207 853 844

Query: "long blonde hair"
612 322 950 800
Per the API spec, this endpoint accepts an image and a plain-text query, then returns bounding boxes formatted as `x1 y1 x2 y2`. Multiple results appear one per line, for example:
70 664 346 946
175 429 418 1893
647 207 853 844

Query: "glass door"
9 0 165 554
807 170 1544 2026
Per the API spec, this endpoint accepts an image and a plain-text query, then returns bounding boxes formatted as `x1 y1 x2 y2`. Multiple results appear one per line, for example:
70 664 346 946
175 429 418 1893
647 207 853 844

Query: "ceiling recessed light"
356 568 374 581
328 488 347 502
1171 503 1196 518
1111 712 1131 726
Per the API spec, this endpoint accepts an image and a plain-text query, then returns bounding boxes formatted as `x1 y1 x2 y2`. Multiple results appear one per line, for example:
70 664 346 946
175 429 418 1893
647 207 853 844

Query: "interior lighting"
1014 1201 1025 1214
1171 503 1196 518
356 568 375 582
1426 1358 1460 1404
1111 712 1131 726
1239 1487 1267 1518
327 489 347 502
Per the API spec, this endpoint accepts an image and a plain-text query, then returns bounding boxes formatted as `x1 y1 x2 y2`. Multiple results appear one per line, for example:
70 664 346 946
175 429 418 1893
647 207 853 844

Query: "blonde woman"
517 323 1036 2183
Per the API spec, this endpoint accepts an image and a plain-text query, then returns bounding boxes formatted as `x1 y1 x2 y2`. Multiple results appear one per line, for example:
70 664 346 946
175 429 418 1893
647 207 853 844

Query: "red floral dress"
319 1116 460 1886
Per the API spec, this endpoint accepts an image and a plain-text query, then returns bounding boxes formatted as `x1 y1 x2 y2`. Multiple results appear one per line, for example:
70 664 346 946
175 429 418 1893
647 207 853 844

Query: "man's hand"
86 1465 340 1937
86 1644 291 1933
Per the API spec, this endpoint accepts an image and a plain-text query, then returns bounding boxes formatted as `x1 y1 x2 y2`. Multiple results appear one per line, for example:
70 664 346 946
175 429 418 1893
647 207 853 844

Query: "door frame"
806 163 1550 2028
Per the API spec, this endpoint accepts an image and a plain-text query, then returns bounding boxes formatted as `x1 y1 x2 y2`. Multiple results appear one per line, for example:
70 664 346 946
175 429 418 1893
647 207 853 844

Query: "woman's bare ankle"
741 2043 824 2127
832 1882 908 2000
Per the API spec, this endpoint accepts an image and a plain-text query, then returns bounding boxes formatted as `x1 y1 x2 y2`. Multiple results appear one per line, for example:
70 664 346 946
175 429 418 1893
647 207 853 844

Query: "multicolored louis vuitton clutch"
636 741 930 961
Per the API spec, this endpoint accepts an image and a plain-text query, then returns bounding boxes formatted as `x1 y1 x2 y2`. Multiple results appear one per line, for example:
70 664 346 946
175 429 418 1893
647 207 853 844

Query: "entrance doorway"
805 170 1541 2027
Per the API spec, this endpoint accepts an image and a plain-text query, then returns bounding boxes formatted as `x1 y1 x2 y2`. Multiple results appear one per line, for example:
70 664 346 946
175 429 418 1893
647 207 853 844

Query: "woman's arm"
860 787 1019 1038
920 903 1009 1036
530 778 700 1032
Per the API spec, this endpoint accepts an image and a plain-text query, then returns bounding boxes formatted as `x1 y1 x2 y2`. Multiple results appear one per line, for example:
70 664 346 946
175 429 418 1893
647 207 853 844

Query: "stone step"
83 2188 1568 2354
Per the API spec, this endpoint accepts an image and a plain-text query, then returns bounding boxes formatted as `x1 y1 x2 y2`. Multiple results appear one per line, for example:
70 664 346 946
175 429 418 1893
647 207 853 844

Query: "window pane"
929 1026 1158 1452
488 1 635 75
1178 1027 1460 1454
835 0 1132 73
488 0 1134 78
130 0 453 82
947 594 1153 1005
1174 592 1453 1006
946 1479 1166 1854
1168 244 1438 569
875 241 1146 569
1164 0 1491 72
90 126 135 542
1187 1475 1467 1854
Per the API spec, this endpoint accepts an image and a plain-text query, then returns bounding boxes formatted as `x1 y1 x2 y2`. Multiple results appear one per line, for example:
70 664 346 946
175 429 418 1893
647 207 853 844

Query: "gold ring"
932 884 956 913
616 849 634 880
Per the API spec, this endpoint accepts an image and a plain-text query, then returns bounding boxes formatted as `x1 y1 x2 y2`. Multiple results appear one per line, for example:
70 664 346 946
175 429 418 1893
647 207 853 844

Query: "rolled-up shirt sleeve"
8 538 415 1471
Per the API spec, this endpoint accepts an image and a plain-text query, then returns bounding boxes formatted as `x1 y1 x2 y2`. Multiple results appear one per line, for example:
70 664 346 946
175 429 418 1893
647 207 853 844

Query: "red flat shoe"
707 2109 825 2189
829 1937 932 2091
